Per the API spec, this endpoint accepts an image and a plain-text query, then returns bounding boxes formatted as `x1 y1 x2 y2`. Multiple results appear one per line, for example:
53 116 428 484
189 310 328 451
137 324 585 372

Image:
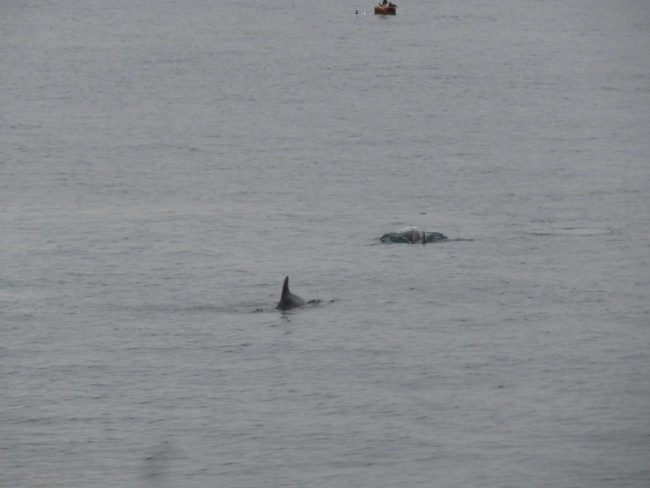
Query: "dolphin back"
276 276 306 310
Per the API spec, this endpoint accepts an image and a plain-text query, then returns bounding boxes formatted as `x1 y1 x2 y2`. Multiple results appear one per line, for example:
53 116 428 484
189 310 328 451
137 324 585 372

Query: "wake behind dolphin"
276 276 306 311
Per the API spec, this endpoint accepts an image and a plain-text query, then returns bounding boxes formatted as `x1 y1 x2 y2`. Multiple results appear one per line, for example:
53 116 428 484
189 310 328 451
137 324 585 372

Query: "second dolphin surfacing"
276 276 306 311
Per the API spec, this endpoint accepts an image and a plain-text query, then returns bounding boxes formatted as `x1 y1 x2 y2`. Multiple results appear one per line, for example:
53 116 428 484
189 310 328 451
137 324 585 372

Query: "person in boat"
388 2 396 6
381 0 388 6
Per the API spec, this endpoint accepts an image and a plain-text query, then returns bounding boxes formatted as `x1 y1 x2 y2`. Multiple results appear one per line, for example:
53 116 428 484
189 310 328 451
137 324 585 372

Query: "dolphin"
276 276 306 311
410 229 427 244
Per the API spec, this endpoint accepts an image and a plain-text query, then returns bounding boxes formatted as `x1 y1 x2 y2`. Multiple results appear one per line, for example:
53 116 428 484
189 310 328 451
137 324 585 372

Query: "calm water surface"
1 0 649 486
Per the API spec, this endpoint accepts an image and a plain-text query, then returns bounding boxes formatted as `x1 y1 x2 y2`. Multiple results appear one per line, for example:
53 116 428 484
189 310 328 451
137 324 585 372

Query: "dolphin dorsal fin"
281 276 290 299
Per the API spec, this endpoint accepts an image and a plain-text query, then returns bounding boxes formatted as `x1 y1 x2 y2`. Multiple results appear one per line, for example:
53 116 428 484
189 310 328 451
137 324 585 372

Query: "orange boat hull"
374 6 396 15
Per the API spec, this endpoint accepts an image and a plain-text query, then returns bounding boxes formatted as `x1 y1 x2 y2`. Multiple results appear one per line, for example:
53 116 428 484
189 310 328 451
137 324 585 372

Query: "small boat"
374 4 396 15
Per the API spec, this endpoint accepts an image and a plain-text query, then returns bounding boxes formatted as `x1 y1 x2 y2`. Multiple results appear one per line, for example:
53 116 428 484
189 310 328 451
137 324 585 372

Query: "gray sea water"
2 0 649 486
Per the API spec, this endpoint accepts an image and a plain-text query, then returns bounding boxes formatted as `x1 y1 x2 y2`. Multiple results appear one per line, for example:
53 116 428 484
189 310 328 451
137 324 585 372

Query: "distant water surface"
1 1 649 487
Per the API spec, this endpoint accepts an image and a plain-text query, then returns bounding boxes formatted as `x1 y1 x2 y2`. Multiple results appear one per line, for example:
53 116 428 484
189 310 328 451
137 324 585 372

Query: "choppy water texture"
2 1 650 487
